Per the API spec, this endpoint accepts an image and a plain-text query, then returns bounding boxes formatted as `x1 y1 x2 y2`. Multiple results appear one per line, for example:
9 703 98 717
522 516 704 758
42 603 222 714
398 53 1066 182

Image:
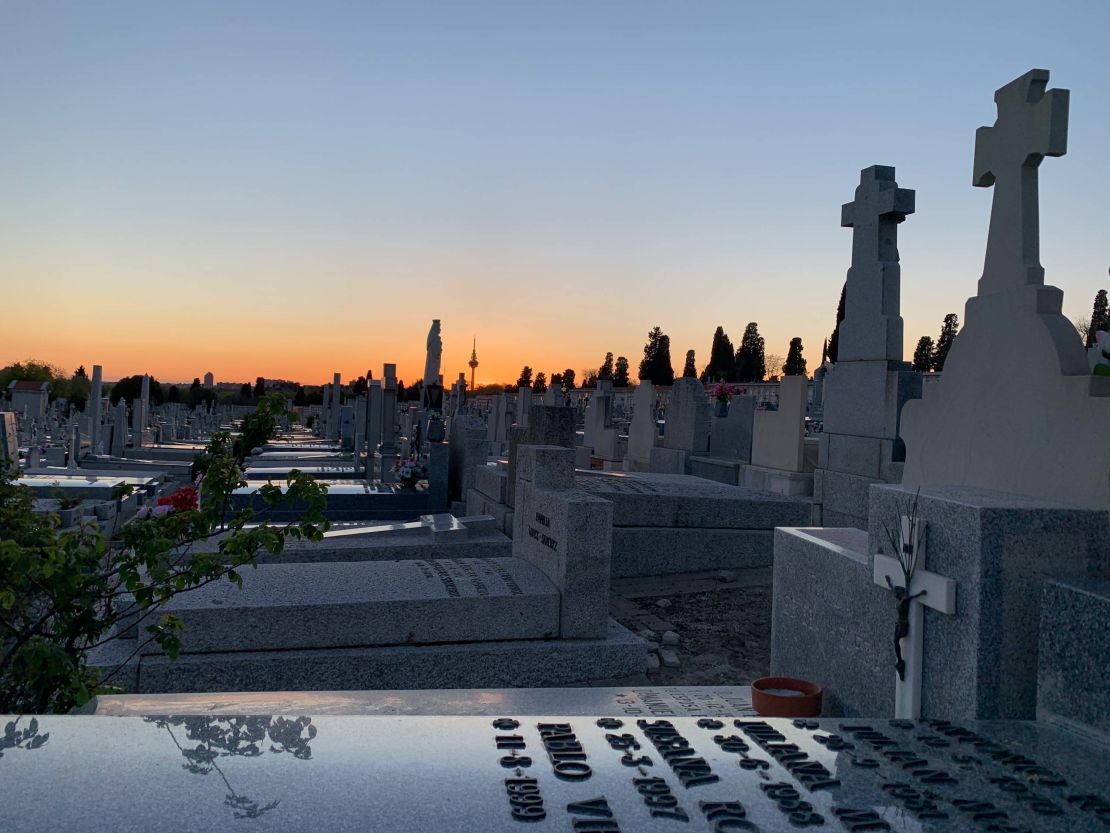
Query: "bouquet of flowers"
712 382 736 403
394 456 427 489
137 485 199 518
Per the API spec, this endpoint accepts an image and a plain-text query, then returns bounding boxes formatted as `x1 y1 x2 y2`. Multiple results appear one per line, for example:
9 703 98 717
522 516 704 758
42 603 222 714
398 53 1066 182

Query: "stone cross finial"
973 69 1068 295
838 165 915 363
842 165 915 263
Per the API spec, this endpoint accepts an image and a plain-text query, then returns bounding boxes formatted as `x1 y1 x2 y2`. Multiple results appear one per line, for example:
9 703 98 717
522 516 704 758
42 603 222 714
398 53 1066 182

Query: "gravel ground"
597 569 773 687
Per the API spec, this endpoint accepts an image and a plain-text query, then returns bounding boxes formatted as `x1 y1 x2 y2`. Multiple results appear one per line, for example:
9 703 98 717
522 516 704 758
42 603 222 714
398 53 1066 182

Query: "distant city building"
203 372 214 388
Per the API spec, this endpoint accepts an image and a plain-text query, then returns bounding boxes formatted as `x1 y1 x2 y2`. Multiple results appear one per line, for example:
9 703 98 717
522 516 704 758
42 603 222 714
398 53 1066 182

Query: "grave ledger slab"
1 715 1108 832
143 557 560 654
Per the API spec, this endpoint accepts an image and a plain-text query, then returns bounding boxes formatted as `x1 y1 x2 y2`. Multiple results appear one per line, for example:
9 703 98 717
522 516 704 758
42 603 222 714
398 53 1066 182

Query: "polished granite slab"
1 713 1106 831
85 685 757 717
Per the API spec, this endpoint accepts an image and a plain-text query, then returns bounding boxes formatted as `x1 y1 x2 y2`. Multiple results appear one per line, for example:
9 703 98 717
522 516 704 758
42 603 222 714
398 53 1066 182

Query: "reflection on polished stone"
1 714 1108 832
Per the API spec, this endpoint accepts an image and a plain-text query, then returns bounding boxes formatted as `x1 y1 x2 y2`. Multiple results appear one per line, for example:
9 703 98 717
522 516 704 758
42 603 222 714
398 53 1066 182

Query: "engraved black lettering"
832 807 892 831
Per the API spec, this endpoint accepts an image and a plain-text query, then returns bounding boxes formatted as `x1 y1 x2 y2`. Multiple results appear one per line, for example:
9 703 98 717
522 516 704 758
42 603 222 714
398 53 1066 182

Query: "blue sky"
2 1 1108 382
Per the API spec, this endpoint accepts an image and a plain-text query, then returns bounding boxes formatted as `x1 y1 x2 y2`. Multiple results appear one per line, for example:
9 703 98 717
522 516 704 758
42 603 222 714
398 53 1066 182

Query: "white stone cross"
973 69 1068 295
872 515 957 719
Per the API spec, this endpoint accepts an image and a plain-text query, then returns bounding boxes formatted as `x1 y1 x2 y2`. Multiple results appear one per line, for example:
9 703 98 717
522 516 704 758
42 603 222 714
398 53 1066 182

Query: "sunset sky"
2 1 1109 386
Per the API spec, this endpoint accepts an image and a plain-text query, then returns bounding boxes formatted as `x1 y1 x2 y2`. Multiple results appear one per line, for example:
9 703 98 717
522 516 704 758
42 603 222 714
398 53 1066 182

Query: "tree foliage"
532 372 547 393
638 326 675 386
827 283 847 364
702 326 735 382
1087 288 1109 348
235 393 294 461
0 360 70 403
613 356 630 388
110 376 164 407
912 336 935 372
516 366 533 389
0 428 329 714
682 350 697 378
734 323 766 383
597 353 615 382
67 371 91 413
933 313 960 371
783 338 807 377
562 369 577 391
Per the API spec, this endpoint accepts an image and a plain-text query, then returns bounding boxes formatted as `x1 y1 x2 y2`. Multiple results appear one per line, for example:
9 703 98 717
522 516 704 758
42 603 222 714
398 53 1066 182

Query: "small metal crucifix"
873 512 957 719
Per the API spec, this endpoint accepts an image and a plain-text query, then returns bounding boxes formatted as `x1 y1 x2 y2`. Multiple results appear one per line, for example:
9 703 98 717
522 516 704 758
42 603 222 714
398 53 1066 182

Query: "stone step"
142 557 559 654
96 620 648 693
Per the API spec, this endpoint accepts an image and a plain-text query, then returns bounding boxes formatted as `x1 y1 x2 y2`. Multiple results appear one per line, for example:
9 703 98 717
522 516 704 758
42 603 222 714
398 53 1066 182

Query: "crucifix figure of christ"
973 68 1069 296
873 512 957 720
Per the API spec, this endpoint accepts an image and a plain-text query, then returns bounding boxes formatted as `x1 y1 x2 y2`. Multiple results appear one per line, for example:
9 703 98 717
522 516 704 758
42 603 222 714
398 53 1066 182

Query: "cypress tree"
613 356 630 388
1087 288 1109 347
682 350 697 378
638 327 676 385
827 282 846 363
639 327 663 381
598 352 615 381
932 314 960 371
655 335 675 385
703 326 736 382
783 338 807 376
735 323 766 383
912 337 934 372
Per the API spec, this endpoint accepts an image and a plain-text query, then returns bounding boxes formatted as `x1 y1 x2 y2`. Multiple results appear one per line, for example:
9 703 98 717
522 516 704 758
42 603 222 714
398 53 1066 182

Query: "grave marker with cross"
872 514 957 719
973 68 1068 295
838 165 915 363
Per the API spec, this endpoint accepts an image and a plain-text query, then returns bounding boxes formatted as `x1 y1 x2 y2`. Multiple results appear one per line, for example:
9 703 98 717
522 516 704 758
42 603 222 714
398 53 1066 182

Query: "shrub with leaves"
235 392 297 462
0 429 328 714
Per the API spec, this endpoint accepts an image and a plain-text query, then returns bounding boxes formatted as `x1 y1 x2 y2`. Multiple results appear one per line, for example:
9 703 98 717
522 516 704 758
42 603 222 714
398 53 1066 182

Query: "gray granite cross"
839 165 915 362
842 165 915 267
973 69 1069 295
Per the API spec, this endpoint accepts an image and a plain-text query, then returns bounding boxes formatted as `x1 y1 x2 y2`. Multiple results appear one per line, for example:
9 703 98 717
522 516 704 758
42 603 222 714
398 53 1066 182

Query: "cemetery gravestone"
327 372 342 441
137 374 149 447
89 364 103 454
111 401 127 457
744 376 812 495
582 381 620 463
816 165 922 529
513 445 612 638
772 70 1110 723
624 381 657 471
0 412 17 465
901 69 1110 510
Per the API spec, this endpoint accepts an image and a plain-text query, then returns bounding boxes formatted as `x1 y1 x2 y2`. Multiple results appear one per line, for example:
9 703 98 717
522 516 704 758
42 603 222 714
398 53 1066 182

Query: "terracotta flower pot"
751 676 823 718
